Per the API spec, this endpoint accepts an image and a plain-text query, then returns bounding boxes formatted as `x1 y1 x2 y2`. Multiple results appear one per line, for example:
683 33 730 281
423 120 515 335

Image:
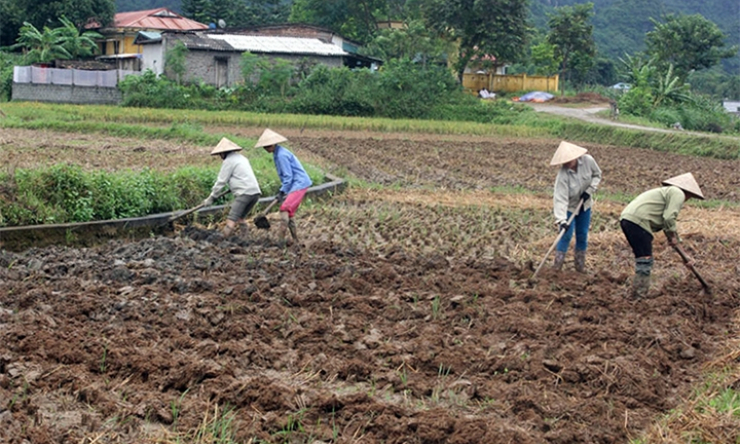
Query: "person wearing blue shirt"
255 128 312 246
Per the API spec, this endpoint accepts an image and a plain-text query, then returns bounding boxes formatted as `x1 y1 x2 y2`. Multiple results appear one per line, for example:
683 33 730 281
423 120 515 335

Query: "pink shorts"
280 188 308 217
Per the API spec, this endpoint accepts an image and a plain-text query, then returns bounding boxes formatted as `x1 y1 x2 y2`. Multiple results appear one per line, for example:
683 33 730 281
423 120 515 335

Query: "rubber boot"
574 250 587 273
552 251 566 271
288 218 299 245
632 257 653 299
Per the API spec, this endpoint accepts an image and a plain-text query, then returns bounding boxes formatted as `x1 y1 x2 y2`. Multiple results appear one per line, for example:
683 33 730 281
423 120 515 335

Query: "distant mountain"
530 0 739 68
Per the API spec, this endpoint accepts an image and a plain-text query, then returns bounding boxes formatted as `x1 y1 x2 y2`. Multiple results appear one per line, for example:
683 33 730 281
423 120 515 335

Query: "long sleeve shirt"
620 186 685 235
553 154 602 224
274 145 312 194
210 152 261 198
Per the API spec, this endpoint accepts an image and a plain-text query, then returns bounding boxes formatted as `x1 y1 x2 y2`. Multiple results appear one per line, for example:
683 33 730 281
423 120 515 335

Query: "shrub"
373 59 461 119
428 100 527 123
117 56 524 123
618 86 653 117
0 165 223 226
0 51 22 101
649 107 682 128
288 66 375 116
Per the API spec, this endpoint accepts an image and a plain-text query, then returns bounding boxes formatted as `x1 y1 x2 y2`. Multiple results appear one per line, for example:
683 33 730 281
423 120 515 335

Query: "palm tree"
11 22 71 64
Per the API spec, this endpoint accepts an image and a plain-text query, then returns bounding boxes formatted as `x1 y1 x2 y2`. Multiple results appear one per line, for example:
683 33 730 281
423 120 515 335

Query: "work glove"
277 191 287 203
558 222 569 233
202 195 214 207
580 191 591 202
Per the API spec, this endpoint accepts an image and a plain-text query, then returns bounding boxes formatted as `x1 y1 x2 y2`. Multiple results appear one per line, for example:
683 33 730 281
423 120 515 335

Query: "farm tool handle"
167 189 230 223
531 198 584 279
257 198 279 219
671 242 711 293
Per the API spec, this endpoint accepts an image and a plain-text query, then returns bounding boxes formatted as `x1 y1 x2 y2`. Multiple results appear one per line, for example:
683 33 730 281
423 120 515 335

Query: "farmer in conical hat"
550 141 602 272
202 137 262 237
619 172 704 299
255 129 312 246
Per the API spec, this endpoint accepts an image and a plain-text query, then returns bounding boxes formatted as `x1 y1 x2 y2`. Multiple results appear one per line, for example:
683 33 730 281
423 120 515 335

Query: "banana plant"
11 21 71 64
57 17 103 59
652 64 691 107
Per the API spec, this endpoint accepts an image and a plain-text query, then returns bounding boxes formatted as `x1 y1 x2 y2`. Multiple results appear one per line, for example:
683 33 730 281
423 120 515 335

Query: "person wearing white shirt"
202 138 262 237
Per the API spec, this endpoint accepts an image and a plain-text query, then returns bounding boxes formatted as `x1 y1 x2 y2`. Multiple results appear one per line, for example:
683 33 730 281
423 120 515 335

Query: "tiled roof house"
93 8 208 56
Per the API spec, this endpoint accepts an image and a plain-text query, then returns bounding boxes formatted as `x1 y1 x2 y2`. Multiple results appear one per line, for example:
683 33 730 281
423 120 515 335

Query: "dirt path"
527 103 740 139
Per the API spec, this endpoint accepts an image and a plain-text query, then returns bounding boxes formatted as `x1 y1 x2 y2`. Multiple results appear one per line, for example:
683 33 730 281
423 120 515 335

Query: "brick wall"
12 83 122 104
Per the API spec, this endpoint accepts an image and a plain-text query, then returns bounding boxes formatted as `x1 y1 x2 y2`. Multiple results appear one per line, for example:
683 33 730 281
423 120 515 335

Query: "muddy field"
1 127 739 443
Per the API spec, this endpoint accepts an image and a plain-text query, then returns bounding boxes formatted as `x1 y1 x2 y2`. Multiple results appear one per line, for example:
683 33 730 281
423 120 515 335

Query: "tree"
364 19 451 67
530 42 561 76
238 0 291 27
181 0 210 24
0 0 24 48
57 16 103 59
2 0 113 49
11 17 103 63
207 0 239 27
164 41 188 84
546 2 596 94
645 14 738 81
289 0 387 44
11 22 71 64
422 0 530 82
13 0 114 29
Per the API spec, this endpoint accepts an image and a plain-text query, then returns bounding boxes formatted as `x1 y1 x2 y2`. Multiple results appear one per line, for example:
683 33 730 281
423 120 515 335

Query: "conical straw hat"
662 172 704 200
254 128 288 148
210 137 242 155
550 141 588 166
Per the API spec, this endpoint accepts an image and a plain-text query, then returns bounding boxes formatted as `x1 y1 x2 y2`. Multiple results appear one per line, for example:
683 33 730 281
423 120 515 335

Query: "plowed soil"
1 127 739 443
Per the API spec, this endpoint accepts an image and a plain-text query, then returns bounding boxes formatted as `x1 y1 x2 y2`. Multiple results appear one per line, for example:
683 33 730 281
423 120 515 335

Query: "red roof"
113 8 208 31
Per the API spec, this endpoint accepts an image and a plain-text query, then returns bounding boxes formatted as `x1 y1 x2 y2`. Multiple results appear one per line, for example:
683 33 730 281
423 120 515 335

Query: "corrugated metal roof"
177 33 234 51
207 35 347 56
114 8 208 31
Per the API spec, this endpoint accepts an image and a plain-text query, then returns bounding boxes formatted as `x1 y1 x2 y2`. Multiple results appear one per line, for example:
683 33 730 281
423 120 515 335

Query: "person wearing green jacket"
619 173 704 299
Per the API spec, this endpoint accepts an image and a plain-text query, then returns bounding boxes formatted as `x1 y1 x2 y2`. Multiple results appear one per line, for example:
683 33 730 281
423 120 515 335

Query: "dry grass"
638 315 740 444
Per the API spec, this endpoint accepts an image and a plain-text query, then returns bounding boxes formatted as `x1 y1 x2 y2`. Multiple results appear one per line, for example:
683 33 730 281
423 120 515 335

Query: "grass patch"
3 102 739 160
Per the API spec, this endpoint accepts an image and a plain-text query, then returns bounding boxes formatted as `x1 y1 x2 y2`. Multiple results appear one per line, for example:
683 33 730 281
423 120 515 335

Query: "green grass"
5 102 738 160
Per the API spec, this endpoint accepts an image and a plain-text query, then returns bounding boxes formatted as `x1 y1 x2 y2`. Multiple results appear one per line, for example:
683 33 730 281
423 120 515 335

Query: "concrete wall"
12 83 122 105
182 49 342 87
141 44 165 75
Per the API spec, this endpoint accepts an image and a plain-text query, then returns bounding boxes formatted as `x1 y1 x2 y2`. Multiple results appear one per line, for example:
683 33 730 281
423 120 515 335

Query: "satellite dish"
218 19 226 29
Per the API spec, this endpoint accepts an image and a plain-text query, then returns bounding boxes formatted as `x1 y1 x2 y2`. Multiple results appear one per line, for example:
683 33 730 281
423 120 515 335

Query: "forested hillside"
115 0 737 66
530 0 739 66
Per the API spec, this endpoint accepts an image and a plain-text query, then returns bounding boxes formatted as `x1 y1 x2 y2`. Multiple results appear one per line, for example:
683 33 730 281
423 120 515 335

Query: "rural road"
526 103 684 134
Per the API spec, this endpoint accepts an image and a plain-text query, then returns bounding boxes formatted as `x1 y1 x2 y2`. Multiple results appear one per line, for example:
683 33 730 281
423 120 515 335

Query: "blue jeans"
556 207 591 253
